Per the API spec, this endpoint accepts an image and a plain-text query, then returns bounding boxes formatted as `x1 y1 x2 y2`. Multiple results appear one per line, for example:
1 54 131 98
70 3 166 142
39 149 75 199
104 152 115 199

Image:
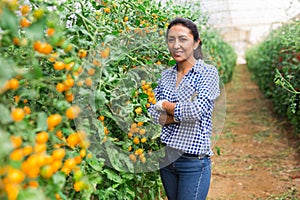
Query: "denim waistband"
165 145 208 159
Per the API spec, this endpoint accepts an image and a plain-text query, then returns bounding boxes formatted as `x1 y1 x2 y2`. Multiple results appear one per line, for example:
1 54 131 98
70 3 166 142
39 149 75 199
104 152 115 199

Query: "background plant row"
0 0 236 199
246 19 300 133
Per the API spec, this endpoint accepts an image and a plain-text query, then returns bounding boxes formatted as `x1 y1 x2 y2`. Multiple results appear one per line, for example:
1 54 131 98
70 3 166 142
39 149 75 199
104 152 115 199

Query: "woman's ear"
194 39 201 50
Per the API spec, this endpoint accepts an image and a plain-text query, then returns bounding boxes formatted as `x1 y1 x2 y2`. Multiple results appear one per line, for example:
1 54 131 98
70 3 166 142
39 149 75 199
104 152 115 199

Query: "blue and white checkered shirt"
149 59 220 156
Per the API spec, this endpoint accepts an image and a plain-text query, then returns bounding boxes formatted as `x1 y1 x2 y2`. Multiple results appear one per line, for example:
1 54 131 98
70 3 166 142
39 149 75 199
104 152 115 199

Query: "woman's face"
167 24 198 64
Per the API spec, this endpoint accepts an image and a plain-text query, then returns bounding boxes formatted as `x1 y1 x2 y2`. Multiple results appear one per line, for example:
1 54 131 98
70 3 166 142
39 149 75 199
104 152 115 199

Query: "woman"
148 18 220 200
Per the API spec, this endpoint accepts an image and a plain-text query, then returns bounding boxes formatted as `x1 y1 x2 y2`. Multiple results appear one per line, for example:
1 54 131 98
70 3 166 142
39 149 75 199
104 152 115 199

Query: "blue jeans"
159 150 211 200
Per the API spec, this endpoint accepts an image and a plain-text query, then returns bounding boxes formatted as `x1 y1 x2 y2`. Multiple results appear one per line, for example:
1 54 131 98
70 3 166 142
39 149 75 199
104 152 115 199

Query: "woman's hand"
158 113 178 125
161 101 176 116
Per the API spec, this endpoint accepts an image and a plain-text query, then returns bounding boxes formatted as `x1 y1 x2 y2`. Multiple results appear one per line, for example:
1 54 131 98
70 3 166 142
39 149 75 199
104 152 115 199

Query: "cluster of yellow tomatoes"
0 125 90 200
126 80 157 163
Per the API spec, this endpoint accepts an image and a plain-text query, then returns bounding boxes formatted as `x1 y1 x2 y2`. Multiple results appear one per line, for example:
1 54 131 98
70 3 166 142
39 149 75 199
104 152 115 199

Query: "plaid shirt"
149 59 220 155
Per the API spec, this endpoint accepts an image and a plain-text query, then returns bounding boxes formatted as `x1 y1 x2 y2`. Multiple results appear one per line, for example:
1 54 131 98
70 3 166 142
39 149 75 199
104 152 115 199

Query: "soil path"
207 64 300 199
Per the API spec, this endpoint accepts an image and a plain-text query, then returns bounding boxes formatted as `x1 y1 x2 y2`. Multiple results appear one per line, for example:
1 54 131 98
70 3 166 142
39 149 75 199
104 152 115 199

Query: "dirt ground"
207 64 300 200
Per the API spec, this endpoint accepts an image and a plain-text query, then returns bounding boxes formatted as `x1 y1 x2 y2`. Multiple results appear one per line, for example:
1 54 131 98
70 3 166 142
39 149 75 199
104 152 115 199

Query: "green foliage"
246 19 300 133
0 0 236 199
202 28 237 83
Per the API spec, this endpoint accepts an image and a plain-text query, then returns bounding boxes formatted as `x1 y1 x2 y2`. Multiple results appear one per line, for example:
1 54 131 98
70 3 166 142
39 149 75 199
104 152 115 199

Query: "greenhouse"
0 0 299 199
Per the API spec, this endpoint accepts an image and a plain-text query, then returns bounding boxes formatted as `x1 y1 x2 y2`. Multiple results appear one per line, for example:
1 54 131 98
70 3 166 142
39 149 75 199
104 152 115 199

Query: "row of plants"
0 0 236 199
246 18 300 133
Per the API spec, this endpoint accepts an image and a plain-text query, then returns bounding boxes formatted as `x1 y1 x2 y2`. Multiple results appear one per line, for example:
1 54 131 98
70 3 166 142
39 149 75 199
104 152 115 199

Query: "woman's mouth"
173 51 183 56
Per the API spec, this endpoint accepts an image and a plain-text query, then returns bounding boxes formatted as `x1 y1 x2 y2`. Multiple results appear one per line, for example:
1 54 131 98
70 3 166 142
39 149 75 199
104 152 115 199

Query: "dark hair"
166 18 203 59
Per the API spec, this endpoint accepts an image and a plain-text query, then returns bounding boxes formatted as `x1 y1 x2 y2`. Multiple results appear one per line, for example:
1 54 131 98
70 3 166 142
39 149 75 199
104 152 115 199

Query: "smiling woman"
148 18 220 200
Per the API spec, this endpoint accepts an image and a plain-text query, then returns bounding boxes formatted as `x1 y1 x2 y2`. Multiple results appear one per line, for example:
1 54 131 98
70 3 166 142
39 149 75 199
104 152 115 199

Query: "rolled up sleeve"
174 66 220 122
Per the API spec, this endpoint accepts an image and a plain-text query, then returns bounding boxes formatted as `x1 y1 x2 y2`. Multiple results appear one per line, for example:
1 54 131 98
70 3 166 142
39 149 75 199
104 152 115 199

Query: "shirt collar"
171 59 204 74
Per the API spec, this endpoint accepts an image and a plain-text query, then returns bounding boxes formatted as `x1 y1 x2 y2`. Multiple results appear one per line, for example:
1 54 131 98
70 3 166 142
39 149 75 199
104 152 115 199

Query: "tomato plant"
0 0 236 199
246 19 300 133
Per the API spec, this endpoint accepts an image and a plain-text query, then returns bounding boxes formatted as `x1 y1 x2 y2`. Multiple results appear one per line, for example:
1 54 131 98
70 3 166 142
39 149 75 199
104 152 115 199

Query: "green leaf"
87 157 105 172
0 129 13 162
0 58 17 88
168 59 176 66
25 17 47 40
36 112 48 131
0 8 18 37
88 172 103 186
138 93 148 99
18 188 46 200
103 168 122 183
215 146 221 156
0 104 13 124
52 172 66 189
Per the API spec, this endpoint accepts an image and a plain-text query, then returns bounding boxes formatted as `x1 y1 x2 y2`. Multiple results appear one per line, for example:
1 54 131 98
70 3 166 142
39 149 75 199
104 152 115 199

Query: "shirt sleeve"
174 66 220 122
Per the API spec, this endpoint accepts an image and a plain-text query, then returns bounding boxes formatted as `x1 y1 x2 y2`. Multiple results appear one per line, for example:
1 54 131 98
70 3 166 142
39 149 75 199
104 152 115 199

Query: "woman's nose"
173 40 180 48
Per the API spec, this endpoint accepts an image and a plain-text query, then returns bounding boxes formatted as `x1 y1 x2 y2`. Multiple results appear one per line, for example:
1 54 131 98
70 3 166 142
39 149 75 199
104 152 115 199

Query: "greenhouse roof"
200 0 300 29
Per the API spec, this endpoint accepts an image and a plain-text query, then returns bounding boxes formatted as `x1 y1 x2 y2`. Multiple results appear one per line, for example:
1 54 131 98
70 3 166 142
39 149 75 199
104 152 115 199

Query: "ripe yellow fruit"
20 17 31 28
87 68 95 75
40 165 54 179
10 135 22 148
56 130 63 139
64 44 73 53
52 148 66 160
12 37 21 46
11 108 25 122
74 181 86 192
7 168 25 184
137 122 144 127
61 166 71 175
66 105 81 119
28 180 39 188
51 160 62 172
85 77 93 87
140 155 146 163
23 106 31 114
65 62 74 71
104 7 110 13
64 78 74 88
9 149 23 161
47 28 55 36
98 115 105 121
79 149 86 158
127 146 132 152
135 107 142 115
123 16 129 22
47 114 62 129
64 158 76 170
67 133 81 147
65 92 74 102
22 145 33 156
33 8 44 19
78 49 87 58
127 132 133 139
35 131 49 144
139 129 146 135
53 61 65 70
21 5 31 16
133 136 139 145
135 148 144 155
141 137 147 143
74 156 82 164
34 143 47 153
129 154 136 162
100 47 110 58
7 78 19 90
56 83 65 92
